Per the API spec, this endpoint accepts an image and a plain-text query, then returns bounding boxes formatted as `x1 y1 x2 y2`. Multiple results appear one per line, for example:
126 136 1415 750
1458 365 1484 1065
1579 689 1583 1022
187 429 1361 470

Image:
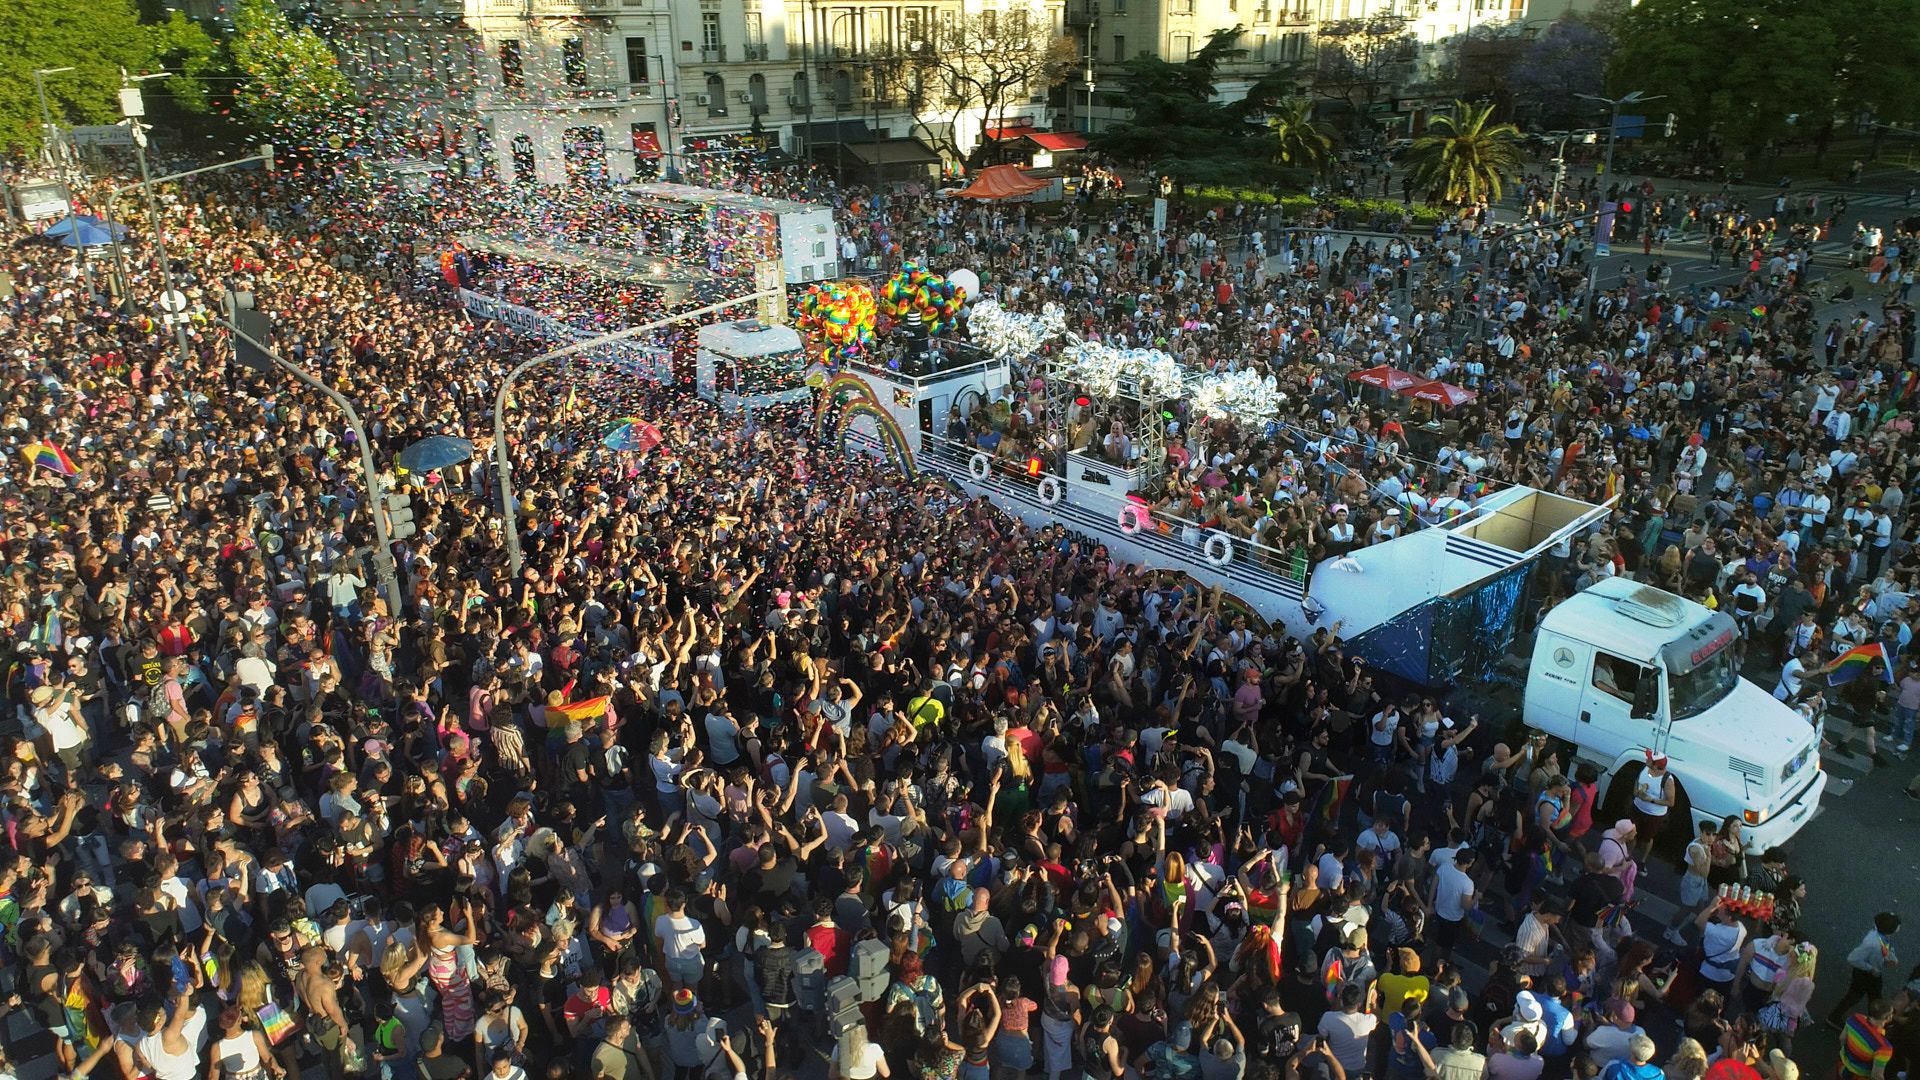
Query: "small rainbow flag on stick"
1825 642 1896 687
1315 776 1352 826
21 443 76 476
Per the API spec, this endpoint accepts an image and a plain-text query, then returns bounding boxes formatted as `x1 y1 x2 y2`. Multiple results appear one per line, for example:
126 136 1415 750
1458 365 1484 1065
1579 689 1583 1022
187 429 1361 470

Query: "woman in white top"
209 1005 283 1080
830 1022 890 1080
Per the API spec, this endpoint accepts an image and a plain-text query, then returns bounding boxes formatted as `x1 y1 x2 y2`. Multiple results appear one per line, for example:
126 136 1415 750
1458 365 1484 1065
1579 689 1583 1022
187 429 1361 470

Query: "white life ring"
1037 476 1063 505
1118 503 1148 534
968 452 992 481
1203 530 1235 567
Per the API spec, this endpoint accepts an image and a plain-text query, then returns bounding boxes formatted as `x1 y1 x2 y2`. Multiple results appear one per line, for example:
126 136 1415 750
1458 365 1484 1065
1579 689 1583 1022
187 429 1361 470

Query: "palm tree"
1266 98 1334 172
1403 100 1525 206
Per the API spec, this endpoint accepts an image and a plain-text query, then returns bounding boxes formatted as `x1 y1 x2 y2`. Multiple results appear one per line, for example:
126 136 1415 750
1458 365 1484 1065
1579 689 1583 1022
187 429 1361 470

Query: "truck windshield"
1669 644 1740 719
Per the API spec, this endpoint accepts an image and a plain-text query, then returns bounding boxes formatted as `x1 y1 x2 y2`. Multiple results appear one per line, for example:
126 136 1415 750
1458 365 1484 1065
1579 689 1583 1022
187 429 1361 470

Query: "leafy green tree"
0 0 216 152
1266 97 1334 171
229 0 360 159
1609 0 1920 161
1403 100 1523 206
1092 29 1300 192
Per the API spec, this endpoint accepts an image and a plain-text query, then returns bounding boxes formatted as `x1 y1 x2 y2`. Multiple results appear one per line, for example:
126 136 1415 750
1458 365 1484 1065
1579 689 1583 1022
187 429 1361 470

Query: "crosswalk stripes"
1794 189 1915 209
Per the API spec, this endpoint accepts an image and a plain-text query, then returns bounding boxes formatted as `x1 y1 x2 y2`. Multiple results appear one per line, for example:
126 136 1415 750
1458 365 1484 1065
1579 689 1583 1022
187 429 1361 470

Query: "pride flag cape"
547 695 611 723
1827 642 1896 686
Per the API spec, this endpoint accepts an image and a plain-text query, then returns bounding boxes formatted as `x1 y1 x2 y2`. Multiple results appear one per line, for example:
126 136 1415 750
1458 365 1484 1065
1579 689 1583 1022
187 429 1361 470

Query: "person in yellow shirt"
907 683 946 730
1375 948 1431 1018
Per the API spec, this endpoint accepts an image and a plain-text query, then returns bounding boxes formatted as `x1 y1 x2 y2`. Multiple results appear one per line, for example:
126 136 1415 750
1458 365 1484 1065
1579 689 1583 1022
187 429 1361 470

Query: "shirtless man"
295 945 359 1080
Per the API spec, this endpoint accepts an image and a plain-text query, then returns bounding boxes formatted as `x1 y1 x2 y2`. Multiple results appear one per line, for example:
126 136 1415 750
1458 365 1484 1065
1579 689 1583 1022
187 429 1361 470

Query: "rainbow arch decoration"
813 372 917 477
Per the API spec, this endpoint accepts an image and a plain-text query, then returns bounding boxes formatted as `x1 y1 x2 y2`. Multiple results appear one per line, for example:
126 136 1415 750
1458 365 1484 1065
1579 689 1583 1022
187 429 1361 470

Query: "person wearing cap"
1582 999 1644 1065
27 682 90 774
1597 1034 1662 1080
1629 753 1674 862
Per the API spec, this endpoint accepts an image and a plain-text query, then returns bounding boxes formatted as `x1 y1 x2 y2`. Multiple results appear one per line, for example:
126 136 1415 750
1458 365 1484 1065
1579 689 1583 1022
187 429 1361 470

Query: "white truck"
1524 577 1826 853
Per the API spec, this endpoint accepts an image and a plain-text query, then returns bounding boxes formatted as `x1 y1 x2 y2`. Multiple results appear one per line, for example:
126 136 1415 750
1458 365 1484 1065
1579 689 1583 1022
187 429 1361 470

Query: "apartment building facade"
320 0 1065 184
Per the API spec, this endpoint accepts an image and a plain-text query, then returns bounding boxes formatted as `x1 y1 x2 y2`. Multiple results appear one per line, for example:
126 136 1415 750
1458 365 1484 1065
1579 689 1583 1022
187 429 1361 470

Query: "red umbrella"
1401 379 1478 409
1346 364 1423 392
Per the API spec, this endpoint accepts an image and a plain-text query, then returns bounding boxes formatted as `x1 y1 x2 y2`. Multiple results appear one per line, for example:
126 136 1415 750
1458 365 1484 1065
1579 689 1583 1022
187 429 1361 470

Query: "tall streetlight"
220 317 406 616
1576 90 1660 325
119 69 193 364
494 288 782 577
33 67 75 170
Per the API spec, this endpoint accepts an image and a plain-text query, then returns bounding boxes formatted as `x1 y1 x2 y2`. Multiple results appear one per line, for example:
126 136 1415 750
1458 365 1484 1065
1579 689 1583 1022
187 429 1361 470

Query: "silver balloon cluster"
967 300 1067 360
1056 339 1187 401
1189 369 1287 426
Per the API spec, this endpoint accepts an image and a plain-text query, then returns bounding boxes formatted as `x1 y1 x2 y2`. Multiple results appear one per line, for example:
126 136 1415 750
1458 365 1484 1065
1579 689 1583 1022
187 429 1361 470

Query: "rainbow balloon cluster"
797 280 878 364
879 262 966 335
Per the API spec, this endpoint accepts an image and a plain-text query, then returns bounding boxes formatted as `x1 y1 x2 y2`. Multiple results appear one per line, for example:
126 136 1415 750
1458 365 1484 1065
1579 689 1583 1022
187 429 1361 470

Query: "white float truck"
1524 577 1826 853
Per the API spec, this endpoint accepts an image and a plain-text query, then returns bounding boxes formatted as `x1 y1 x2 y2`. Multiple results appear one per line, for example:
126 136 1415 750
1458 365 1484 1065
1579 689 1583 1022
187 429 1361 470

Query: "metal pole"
130 130 192 364
495 287 783 577
220 318 406 617
34 70 66 170
1583 101 1621 326
1547 134 1568 219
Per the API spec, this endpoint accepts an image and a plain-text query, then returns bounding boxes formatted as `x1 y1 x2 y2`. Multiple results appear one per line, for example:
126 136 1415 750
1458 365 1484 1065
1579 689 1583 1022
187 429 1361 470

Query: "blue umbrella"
396 435 474 473
42 214 126 249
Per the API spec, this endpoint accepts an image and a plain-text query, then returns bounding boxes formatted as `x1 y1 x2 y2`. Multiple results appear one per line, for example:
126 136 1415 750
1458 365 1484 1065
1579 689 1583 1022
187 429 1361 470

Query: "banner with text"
457 288 671 381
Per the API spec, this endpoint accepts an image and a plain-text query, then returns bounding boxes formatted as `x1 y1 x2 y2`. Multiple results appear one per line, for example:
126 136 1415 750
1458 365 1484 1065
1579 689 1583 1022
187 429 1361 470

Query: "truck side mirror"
1631 676 1658 720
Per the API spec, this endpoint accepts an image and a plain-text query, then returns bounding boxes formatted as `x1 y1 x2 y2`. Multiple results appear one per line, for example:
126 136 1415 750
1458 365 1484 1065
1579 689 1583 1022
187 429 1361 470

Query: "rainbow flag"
1827 642 1896 686
21 443 76 476
1322 954 1345 1003
256 1002 299 1046
1315 776 1352 826
547 695 611 723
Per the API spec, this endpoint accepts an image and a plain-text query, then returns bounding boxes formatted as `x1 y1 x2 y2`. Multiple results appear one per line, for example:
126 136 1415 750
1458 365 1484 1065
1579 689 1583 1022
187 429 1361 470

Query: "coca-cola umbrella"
1346 364 1424 392
1401 379 1478 410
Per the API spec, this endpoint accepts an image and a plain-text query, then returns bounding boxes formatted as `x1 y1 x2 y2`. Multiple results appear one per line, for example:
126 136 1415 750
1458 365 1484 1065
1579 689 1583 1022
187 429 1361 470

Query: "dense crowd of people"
0 139 1914 1080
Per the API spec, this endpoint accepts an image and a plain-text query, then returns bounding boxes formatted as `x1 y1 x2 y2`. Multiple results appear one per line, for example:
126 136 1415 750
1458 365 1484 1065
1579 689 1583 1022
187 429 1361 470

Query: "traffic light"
1663 113 1677 138
229 308 275 374
383 491 417 541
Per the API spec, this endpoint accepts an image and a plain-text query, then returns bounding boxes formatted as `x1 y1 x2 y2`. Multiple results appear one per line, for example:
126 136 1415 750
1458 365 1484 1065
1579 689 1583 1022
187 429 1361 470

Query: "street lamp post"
33 67 94 296
494 288 783 578
1576 90 1660 325
220 317 407 617
33 67 75 171
118 71 194 364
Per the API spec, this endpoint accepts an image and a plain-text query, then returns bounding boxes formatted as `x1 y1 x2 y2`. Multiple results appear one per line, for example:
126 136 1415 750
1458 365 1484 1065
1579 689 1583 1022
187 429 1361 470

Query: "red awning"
632 129 663 157
984 123 1038 141
1026 132 1088 152
1347 364 1422 392
1400 379 1478 409
951 164 1050 200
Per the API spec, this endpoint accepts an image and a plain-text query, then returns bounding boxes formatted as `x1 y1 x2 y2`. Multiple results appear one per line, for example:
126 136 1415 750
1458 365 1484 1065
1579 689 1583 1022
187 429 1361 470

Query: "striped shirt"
1840 1015 1892 1077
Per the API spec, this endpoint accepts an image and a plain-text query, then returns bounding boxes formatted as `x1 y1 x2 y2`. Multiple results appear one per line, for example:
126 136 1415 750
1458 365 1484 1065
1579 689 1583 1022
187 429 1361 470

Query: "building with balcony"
665 0 1062 180
319 0 681 185
1059 0 1313 135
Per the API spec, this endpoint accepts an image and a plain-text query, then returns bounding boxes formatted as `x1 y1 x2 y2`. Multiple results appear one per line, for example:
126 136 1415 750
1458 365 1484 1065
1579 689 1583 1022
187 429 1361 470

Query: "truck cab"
1524 578 1825 852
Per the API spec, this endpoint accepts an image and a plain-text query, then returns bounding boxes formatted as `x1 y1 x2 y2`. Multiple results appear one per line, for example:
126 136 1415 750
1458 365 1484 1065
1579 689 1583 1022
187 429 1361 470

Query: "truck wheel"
1599 762 1642 825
